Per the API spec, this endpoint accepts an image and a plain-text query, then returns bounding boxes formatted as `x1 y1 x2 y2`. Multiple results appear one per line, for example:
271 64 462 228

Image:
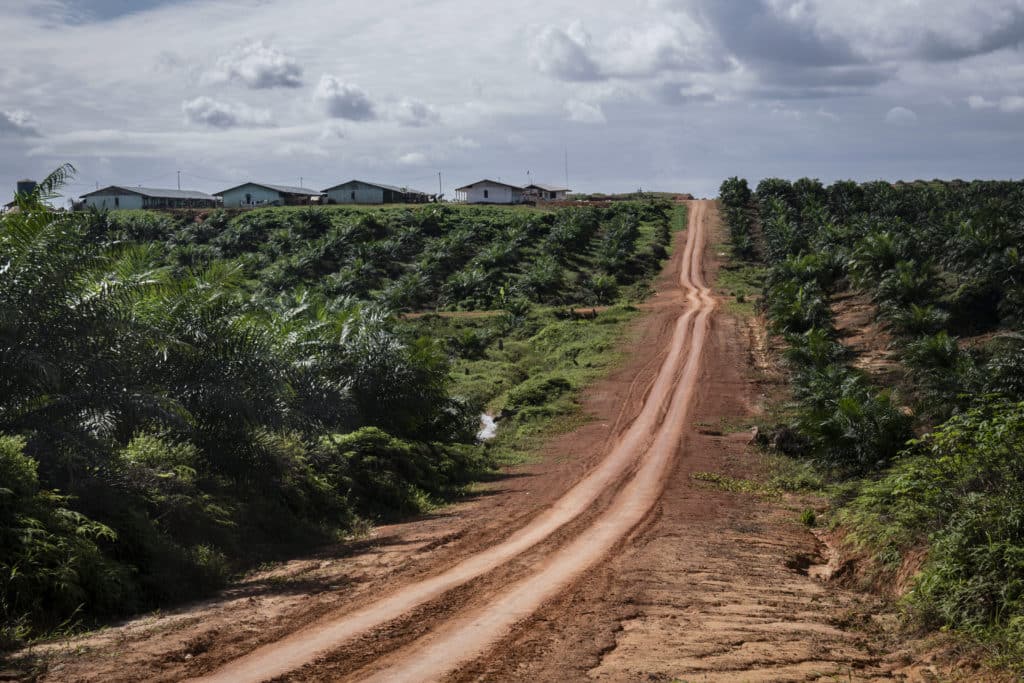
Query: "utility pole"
177 170 181 190
564 148 569 189
438 171 442 197
299 176 303 188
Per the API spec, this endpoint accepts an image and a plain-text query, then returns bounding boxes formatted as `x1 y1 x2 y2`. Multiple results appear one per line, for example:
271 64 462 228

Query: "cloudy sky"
2 0 1023 201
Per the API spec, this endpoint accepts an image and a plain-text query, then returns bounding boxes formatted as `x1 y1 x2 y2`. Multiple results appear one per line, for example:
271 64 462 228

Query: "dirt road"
182 201 713 682
31 201 960 682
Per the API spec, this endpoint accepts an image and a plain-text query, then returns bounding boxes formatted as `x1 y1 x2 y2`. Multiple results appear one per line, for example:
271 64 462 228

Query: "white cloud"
530 19 714 83
0 109 40 137
319 121 346 141
530 23 603 81
778 1 1024 63
885 106 918 125
273 142 328 158
966 94 1024 113
999 95 1024 112
397 152 427 165
452 136 480 149
393 98 440 127
770 105 804 120
967 94 996 109
154 51 184 73
204 41 303 89
315 76 377 121
602 24 703 77
182 96 273 128
565 99 606 123
652 81 716 105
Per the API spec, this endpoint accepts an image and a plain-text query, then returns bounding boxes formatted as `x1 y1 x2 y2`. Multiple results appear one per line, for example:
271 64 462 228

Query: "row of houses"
75 178 571 211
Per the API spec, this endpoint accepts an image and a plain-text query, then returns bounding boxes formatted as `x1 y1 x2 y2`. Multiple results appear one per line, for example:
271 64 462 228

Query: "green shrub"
984 337 1024 399
790 367 912 473
764 281 833 334
318 428 434 518
506 375 572 414
518 254 565 302
316 427 484 520
842 402 1024 670
585 273 619 304
0 435 131 646
719 176 752 208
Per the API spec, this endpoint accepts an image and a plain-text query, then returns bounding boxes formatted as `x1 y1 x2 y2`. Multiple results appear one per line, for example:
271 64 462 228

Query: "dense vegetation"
110 194 671 311
0 166 676 648
720 175 1024 668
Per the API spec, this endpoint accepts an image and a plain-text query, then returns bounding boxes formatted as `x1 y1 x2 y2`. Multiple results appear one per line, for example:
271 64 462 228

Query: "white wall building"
454 179 525 204
525 183 570 201
323 180 431 204
80 186 218 210
216 182 322 208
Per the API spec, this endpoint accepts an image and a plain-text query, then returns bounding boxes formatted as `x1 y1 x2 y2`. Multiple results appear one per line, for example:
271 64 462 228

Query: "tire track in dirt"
348 200 715 682
190 201 714 683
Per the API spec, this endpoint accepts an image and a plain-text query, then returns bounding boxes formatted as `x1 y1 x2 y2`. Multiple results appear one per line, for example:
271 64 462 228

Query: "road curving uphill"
192 201 716 683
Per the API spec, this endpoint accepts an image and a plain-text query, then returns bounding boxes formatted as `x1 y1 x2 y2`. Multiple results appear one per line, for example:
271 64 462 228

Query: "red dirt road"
349 202 715 682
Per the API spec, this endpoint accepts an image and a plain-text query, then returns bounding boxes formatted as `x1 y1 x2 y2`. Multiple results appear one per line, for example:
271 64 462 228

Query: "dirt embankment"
22 201 992 683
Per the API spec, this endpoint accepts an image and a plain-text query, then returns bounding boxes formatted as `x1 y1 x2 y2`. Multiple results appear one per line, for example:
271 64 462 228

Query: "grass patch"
695 416 756 435
713 239 767 317
406 304 642 468
666 203 689 255
690 471 782 497
762 452 826 493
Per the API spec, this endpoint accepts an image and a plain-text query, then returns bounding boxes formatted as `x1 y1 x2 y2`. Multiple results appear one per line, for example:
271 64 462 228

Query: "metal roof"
80 185 215 200
215 182 322 196
322 179 430 195
454 179 524 191
526 183 570 192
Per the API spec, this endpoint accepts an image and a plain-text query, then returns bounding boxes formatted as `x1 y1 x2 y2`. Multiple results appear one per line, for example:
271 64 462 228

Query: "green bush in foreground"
842 401 1024 669
0 435 129 646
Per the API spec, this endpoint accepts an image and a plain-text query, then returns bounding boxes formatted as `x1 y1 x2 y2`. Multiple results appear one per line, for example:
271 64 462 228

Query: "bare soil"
16 202 994 682
832 290 904 386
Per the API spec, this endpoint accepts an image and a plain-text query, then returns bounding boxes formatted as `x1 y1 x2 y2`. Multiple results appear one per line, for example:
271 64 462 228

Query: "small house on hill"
454 179 525 204
525 183 570 201
80 186 218 210
216 182 322 208
323 180 431 205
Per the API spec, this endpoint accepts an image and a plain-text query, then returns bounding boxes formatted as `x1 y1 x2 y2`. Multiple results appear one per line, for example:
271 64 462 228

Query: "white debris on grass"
477 413 498 441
